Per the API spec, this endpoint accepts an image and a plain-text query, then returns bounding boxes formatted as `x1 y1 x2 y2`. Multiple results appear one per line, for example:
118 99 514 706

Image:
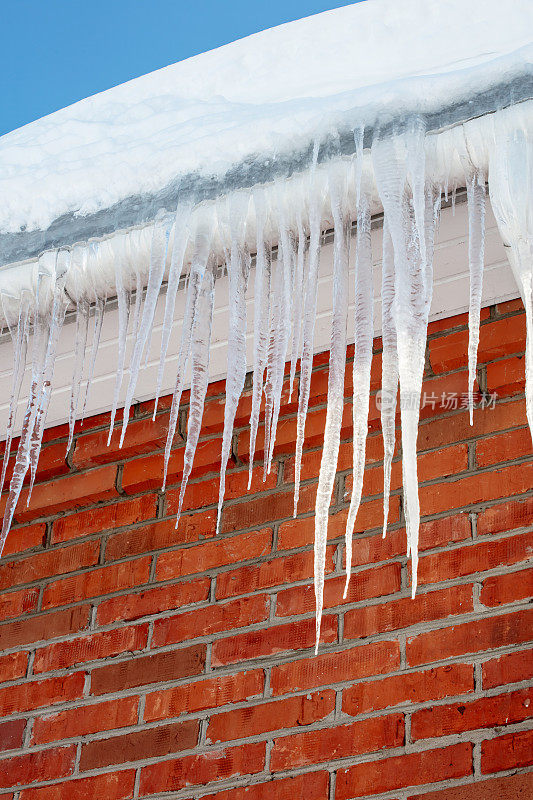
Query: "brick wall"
0 299 531 799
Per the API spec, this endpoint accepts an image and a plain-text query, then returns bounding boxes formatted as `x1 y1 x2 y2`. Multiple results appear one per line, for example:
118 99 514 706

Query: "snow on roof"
0 0 531 249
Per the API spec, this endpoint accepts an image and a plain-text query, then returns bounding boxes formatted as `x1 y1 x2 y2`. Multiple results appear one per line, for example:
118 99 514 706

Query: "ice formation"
0 1 532 649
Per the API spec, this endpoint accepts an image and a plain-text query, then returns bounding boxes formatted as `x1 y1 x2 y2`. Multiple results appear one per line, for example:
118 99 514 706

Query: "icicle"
107 239 131 445
0 292 30 495
162 218 213 491
314 168 350 651
67 299 90 452
81 294 105 423
380 220 398 538
344 187 373 596
120 214 171 445
153 204 192 419
289 207 307 400
293 141 323 515
465 168 486 424
216 192 251 533
248 187 272 489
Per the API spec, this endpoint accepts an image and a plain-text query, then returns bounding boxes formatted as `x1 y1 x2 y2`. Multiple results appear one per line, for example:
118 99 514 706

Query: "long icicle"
314 167 350 651
67 298 90 452
216 192 251 533
465 168 486 425
289 205 307 400
107 238 130 445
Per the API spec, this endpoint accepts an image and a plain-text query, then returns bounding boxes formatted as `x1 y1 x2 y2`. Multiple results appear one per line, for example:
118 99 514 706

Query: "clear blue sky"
2 0 361 137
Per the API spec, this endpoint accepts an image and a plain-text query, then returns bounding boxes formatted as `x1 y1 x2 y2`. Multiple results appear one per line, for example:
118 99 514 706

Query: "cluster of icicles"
1 118 531 651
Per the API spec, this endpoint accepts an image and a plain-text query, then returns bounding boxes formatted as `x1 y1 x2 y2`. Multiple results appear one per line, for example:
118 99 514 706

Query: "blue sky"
2 0 361 137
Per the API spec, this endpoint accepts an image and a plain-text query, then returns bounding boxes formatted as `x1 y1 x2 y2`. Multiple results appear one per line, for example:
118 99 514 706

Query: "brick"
412 688 533 740
0 541 99 591
72 415 170 469
428 314 525 374
202 772 330 800
0 719 25 752
152 595 270 647
138 742 265 794
0 587 39 622
417 398 526 451
42 556 151 609
217 547 336 600
486 355 525 396
271 713 404 771
207 689 335 744
18 770 136 800
482 648 533 689
52 494 157 544
166 465 278 516
276 563 401 617
31 696 139 745
343 664 474 716
2 523 46 557
480 568 533 607
344 584 473 640
0 652 28 684
212 614 338 666
417 532 533 585
407 608 533 666
155 529 272 581
104 517 207 562
2 442 69 488
220 484 317 533
477 497 533 535
0 746 76 789
33 624 148 673
91 644 206 695
144 670 264 721
80 719 199 770
481 728 533 773
336 743 472 798
476 427 532 467
0 672 84 715
409 771 533 799
271 641 401 695
96 578 210 626
0 605 90 650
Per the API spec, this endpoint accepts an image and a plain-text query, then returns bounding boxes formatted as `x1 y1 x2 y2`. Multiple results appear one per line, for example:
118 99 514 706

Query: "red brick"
52 494 157 544
18 771 136 800
417 399 526 451
212 614 338 666
6 465 120 522
0 746 76 789
166 465 278 516
42 556 151 609
0 587 39 622
31 696 139 744
271 713 404 771
486 355 525 396
104 517 207 562
0 672 84 715
221 484 317 533
407 609 533 666
72 415 170 469
33 624 148 673
412 688 532 740
336 743 472 798
477 497 533 535
496 299 524 314
207 689 335 744
482 648 532 689
0 652 28 684
345 584 473 640
91 644 206 695
0 541 99 591
152 595 269 647
284 434 385 485
417 533 533 586
80 719 199 770
271 640 401 695
428 328 471 373
409 773 533 800
202 772 330 800
0 606 90 650
2 442 69 488
481 568 533 607
481 727 533 773
277 563 401 618
139 742 265 794
2 523 46 557
96 578 210 626
217 547 336 600
476 427 532 467
155 529 272 581
428 314 525 374
0 719 25 752
343 664 474 716
144 670 264 721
